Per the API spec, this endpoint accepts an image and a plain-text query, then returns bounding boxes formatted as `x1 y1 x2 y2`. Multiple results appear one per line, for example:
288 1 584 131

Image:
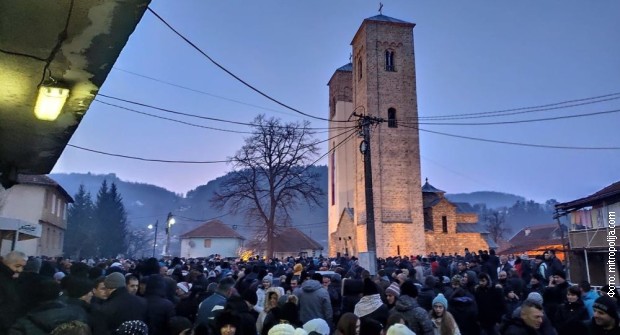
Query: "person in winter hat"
386 323 416 335
303 318 330 335
354 278 389 327
114 320 148 335
386 282 401 310
429 294 460 335
389 280 433 335
269 323 297 335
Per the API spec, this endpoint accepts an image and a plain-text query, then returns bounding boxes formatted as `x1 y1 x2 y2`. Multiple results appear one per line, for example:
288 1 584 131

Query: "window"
204 239 212 248
331 145 336 206
357 58 363 80
385 50 395 71
51 194 57 214
442 216 448 233
388 108 397 128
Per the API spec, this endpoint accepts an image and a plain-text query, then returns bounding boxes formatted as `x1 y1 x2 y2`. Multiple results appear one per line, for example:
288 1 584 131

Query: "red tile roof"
247 227 323 252
505 223 567 254
179 220 245 239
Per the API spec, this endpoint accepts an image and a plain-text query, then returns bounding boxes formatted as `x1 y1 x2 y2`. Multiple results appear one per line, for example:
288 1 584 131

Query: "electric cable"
0 49 47 62
112 67 300 118
414 91 620 120
38 0 74 86
400 124 620 150
409 107 620 126
95 99 253 134
66 144 230 163
96 94 355 131
146 7 349 123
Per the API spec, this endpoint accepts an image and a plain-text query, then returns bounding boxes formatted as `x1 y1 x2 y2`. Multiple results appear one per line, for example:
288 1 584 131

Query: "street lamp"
164 212 175 256
147 220 159 258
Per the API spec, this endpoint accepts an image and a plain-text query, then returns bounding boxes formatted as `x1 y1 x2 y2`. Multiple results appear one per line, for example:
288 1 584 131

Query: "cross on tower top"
378 2 383 15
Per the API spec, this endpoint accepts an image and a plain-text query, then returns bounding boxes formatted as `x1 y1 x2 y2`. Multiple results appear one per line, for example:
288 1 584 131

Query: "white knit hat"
268 324 296 335
386 324 416 335
303 319 330 335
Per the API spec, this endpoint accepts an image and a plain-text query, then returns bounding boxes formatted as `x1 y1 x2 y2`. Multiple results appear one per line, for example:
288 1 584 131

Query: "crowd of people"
0 248 618 335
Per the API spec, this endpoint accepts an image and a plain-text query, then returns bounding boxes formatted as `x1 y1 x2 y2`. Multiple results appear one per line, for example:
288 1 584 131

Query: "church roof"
456 222 488 234
336 63 352 72
365 14 412 24
454 202 476 213
179 220 245 239
422 178 445 194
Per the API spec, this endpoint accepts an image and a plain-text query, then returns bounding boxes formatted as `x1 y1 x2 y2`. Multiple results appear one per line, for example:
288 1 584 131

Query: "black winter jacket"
9 300 88 335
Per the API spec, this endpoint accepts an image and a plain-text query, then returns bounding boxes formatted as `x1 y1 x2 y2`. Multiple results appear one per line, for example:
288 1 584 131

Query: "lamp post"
147 220 159 258
164 212 175 256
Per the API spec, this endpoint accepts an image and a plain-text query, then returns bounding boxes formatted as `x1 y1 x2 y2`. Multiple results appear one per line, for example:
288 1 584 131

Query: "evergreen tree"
64 184 96 258
94 180 129 257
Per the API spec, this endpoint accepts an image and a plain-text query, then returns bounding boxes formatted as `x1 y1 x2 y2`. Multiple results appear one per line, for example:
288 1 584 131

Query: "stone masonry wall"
352 19 425 258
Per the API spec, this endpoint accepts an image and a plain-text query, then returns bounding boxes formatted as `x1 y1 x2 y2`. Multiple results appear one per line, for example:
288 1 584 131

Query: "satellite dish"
188 240 196 248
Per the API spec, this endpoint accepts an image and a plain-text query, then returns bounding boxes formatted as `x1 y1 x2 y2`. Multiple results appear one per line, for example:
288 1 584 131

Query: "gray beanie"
526 292 544 306
104 272 126 289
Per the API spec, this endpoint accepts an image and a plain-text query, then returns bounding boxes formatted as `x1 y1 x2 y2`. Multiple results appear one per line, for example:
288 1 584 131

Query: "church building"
327 14 493 258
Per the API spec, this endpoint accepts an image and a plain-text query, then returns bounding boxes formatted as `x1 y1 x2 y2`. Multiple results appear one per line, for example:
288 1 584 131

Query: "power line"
95 99 253 134
408 107 620 126
416 92 620 120
65 125 356 164
66 144 230 163
401 124 620 150
96 95 354 131
112 67 300 118
146 7 347 123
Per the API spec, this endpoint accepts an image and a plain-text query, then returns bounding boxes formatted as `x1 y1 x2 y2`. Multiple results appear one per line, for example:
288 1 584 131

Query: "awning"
0 217 42 239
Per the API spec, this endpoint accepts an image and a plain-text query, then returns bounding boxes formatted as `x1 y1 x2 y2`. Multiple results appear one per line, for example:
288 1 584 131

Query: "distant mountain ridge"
51 168 541 251
445 191 525 209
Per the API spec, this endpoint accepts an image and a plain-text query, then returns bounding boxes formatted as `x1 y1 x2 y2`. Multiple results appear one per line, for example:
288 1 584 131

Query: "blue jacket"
582 290 599 318
195 292 227 327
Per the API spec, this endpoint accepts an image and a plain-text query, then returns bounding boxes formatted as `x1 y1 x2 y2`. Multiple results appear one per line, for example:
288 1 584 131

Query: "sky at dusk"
52 1 620 204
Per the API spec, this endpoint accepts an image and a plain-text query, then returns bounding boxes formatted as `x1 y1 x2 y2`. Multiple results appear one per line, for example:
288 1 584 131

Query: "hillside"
445 191 525 209
51 168 550 253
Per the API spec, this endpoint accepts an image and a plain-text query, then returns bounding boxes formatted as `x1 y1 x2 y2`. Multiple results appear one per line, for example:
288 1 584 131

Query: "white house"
179 220 245 258
0 175 73 256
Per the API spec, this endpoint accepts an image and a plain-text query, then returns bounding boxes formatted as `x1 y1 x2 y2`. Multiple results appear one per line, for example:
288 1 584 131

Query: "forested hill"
51 168 555 246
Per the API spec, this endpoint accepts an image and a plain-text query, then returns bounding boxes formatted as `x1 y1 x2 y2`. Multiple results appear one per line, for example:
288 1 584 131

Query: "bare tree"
485 210 511 243
211 115 323 258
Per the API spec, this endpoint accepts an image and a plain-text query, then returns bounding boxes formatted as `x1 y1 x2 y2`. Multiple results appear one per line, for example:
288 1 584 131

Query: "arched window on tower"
331 142 336 206
357 57 363 80
385 50 395 72
388 108 397 128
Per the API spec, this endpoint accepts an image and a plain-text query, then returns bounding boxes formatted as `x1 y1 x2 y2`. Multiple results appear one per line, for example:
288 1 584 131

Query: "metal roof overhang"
0 0 150 188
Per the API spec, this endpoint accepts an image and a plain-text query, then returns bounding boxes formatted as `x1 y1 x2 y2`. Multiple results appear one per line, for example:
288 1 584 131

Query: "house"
249 227 324 259
499 223 568 260
179 220 245 258
0 175 73 256
555 180 620 286
423 180 497 255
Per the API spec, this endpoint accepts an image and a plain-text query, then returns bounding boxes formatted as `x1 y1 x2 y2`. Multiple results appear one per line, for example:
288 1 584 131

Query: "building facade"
0 175 72 256
179 220 245 258
328 14 425 258
555 181 620 286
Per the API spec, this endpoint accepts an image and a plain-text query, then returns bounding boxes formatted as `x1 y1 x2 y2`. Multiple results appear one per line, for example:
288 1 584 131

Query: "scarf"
354 294 384 318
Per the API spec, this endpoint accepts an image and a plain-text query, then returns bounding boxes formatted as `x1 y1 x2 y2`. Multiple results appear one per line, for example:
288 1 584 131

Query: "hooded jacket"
295 280 332 325
474 273 506 326
448 294 480 335
9 300 89 335
390 295 434 335
498 315 542 335
144 275 175 335
582 290 599 319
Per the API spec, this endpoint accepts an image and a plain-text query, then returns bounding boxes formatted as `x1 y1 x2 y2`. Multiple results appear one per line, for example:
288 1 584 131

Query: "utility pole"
354 113 383 273
149 220 159 258
164 212 175 256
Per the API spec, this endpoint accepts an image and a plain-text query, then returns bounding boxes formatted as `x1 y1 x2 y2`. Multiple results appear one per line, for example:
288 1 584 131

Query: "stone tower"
328 14 425 258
